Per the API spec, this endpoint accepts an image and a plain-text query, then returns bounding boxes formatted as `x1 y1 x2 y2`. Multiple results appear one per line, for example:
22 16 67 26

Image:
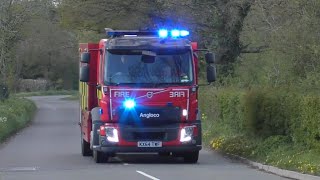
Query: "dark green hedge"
0 98 36 142
200 87 320 149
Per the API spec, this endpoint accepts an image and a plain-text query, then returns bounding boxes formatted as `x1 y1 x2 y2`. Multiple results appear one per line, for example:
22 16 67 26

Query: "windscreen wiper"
152 82 186 88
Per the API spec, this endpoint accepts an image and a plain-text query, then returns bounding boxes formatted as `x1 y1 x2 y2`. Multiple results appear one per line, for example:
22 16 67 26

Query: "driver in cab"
109 55 130 83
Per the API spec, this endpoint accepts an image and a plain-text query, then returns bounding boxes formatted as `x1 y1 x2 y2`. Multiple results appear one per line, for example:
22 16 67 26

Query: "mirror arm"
194 49 210 52
96 84 101 90
87 82 96 86
198 83 212 87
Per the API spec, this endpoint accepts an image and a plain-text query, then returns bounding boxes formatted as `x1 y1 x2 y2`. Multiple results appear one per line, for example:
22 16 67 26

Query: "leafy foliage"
0 0 31 88
0 0 78 91
235 0 320 88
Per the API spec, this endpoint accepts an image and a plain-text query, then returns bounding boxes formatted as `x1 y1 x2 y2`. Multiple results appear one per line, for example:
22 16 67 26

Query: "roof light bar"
105 29 157 37
105 28 190 38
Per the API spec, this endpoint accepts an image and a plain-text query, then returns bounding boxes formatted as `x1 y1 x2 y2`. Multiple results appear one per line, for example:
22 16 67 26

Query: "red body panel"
79 43 99 142
107 87 191 122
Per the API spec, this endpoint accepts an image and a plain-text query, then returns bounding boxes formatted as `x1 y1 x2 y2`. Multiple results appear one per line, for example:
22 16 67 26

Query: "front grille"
117 106 181 126
133 132 165 141
120 125 179 142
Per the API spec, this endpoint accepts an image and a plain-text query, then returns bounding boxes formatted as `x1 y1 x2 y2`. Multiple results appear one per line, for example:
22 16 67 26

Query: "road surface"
0 96 288 180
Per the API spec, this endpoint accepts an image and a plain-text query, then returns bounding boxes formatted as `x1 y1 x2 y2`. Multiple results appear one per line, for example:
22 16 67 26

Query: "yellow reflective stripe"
84 83 88 109
97 89 102 100
79 82 89 111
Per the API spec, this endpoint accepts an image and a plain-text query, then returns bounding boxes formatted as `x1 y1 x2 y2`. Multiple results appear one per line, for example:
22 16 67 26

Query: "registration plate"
137 141 162 147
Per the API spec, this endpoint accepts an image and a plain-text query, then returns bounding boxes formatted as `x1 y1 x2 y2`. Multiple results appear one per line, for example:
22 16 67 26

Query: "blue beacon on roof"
158 29 189 38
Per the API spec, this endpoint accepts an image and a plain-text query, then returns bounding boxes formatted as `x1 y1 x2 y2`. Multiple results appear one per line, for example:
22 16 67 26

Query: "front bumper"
93 145 202 153
95 121 202 153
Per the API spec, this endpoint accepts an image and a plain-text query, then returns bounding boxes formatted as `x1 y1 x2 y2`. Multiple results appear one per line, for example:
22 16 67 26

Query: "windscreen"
105 49 193 86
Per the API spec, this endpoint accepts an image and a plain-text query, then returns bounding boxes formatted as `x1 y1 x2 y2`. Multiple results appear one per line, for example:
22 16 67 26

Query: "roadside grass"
15 90 77 97
0 98 37 143
209 135 320 176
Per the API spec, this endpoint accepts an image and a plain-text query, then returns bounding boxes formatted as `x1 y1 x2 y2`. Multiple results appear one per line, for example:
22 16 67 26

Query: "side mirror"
207 64 216 83
205 52 215 64
80 65 89 82
81 52 90 63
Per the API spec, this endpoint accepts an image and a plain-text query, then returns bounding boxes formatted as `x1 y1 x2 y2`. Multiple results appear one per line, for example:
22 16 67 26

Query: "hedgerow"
200 86 320 175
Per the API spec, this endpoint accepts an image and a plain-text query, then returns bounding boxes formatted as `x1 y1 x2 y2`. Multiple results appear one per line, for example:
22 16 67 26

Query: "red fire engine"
79 29 216 163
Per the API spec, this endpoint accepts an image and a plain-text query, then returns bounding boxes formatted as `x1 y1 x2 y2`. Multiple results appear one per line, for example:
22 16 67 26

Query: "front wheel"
81 132 92 156
183 151 199 163
93 150 109 163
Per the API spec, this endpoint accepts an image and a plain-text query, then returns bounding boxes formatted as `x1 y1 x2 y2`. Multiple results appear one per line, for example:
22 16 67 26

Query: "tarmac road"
0 96 288 180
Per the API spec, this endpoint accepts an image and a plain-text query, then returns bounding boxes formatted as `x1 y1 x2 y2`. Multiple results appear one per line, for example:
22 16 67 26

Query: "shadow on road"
113 153 187 164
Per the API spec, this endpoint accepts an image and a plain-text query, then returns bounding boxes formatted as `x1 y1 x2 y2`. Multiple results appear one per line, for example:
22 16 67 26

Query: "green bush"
295 95 320 149
217 89 246 134
243 88 295 137
200 86 320 148
0 98 36 142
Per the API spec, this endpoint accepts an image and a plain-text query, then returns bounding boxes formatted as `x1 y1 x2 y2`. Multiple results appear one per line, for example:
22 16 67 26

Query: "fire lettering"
169 91 185 98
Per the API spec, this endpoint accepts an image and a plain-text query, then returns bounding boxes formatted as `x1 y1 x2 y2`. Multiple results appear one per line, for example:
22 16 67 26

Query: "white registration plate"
137 141 162 147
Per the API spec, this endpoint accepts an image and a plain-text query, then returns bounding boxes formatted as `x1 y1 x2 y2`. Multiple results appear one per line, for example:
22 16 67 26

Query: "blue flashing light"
171 29 180 38
180 30 190 37
158 29 168 38
124 99 136 109
158 29 189 38
99 108 103 115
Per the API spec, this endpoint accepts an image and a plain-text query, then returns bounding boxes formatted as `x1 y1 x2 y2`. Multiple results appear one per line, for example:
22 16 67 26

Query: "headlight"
182 109 188 116
105 127 119 143
180 126 194 142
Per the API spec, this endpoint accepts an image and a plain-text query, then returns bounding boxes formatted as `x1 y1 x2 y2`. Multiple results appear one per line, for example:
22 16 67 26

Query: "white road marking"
123 163 129 165
136 170 160 180
7 167 38 172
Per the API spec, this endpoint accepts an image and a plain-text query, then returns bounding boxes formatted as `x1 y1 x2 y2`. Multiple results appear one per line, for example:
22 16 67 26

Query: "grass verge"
0 98 37 143
209 136 320 175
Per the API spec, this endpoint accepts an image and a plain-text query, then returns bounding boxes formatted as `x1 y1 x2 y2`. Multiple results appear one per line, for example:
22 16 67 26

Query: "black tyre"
183 151 199 163
81 133 92 156
93 150 108 163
